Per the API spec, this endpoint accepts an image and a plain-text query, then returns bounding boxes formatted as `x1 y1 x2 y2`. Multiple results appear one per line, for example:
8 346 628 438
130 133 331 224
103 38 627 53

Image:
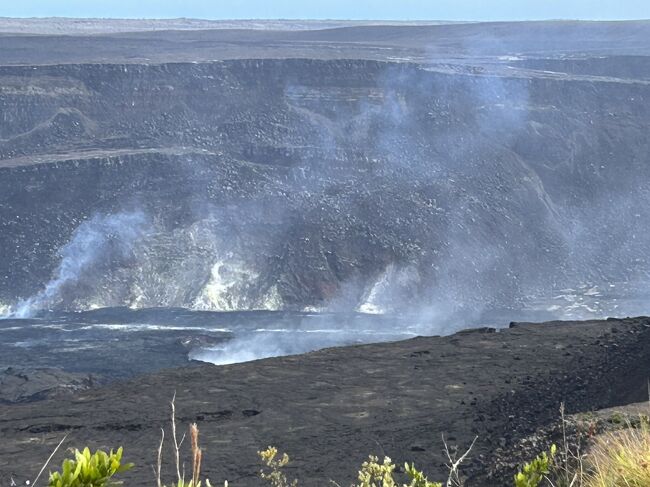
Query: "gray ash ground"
2 316 650 486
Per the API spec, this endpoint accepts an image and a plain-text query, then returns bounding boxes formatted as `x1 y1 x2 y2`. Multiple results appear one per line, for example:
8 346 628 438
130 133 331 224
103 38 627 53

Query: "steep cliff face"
2 55 650 315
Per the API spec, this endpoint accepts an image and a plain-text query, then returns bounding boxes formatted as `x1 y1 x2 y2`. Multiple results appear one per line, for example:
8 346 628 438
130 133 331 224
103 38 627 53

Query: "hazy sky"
1 0 649 21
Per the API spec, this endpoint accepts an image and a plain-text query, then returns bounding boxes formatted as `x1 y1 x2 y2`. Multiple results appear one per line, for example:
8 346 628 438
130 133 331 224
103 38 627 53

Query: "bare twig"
171 391 183 484
567 472 579 487
156 427 165 487
574 441 585 487
560 402 570 486
443 435 477 487
32 434 68 486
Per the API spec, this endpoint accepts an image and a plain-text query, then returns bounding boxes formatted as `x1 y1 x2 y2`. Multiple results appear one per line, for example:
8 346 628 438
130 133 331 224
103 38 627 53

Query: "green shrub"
403 462 443 487
515 445 557 487
356 455 398 487
48 447 132 487
342 455 443 487
257 450 443 487
258 447 297 487
514 444 557 487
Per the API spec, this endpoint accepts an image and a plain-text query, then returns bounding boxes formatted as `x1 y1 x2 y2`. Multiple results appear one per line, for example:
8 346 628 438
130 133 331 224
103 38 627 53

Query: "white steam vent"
357 264 421 314
193 258 283 311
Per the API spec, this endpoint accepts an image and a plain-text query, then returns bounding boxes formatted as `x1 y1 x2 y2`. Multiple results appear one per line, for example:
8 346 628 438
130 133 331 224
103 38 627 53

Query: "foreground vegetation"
27 399 650 487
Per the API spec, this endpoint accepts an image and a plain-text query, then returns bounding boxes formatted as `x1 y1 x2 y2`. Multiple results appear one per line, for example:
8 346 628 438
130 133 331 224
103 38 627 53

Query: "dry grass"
584 423 650 487
514 402 650 487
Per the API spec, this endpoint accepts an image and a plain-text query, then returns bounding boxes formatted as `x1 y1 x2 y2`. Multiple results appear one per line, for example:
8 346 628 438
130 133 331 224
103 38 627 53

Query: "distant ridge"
0 17 461 35
1 19 650 65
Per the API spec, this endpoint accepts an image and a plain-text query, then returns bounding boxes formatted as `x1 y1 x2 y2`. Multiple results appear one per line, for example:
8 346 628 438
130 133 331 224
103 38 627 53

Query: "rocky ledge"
0 367 94 404
1 317 650 486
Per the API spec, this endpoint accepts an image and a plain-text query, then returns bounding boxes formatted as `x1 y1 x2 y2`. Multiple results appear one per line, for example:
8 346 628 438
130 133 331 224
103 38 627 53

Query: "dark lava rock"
2 317 650 486
0 367 94 404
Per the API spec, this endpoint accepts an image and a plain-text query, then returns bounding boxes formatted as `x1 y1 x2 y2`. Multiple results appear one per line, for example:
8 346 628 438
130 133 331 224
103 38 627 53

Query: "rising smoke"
5 50 650 364
5 211 149 318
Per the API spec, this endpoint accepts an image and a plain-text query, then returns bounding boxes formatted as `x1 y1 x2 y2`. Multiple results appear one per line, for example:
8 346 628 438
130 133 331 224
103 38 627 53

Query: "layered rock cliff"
1 24 650 317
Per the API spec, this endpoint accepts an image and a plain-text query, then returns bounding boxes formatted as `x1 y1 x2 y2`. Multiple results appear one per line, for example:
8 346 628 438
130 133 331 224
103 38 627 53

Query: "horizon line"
2 16 650 23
